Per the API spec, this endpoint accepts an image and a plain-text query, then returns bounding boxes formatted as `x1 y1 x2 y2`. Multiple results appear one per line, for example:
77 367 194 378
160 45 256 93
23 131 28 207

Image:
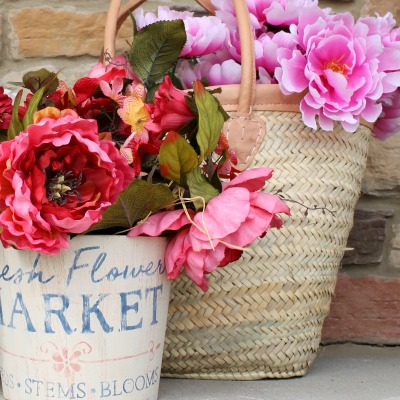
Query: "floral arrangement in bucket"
1 0 400 293
0 17 289 292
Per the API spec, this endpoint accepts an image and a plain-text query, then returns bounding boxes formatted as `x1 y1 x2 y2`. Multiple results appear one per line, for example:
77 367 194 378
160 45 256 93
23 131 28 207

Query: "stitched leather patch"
223 113 266 171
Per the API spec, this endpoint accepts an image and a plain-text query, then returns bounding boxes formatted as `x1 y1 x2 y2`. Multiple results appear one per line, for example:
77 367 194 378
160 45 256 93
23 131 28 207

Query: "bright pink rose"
276 10 385 132
0 115 135 254
374 89 400 140
128 167 290 291
145 76 195 135
0 88 13 130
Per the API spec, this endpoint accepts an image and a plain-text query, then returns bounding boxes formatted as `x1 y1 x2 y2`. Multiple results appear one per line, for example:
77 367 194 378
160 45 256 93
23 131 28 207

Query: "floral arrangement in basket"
159 0 400 137
0 0 399 292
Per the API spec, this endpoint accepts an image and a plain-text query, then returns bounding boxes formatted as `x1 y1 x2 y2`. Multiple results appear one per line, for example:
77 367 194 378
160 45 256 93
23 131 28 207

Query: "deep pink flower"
0 115 135 254
128 167 290 291
276 10 385 132
374 89 400 140
145 76 195 135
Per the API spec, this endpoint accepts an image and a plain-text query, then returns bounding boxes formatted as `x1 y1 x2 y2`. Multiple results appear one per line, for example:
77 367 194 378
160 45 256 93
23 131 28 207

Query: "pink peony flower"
255 31 296 79
276 10 386 132
213 0 318 29
145 76 195 135
0 115 135 254
263 0 319 26
182 16 228 58
358 14 400 94
177 49 242 88
374 89 400 140
134 7 228 58
134 6 193 29
128 167 290 291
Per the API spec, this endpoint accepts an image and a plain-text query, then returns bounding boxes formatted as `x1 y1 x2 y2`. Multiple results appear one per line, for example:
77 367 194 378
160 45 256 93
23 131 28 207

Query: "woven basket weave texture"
162 110 371 380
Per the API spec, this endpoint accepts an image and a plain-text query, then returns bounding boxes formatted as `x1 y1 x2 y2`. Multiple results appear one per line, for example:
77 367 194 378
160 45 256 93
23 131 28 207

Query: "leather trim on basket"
209 84 304 112
209 83 374 130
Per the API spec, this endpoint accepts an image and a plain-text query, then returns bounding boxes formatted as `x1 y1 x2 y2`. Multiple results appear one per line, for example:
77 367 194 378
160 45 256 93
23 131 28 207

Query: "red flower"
121 130 162 175
145 76 195 135
0 115 135 254
0 88 13 130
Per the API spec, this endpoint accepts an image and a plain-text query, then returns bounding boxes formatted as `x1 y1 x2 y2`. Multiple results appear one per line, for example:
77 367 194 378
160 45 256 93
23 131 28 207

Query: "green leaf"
129 12 138 36
129 20 187 85
22 85 47 129
87 180 176 233
159 131 199 184
194 81 225 162
0 131 8 143
22 68 59 96
7 90 23 140
179 118 199 152
145 80 159 103
186 167 220 210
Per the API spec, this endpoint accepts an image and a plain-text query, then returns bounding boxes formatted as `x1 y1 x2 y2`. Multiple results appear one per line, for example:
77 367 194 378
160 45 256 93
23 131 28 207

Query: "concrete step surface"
0 344 399 399
158 344 400 400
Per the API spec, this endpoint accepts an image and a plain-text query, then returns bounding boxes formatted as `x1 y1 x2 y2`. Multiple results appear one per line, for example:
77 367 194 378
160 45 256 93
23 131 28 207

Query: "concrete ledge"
1 344 399 399
159 344 400 400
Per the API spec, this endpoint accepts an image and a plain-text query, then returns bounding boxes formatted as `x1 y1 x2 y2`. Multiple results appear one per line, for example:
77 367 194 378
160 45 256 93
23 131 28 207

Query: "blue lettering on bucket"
0 366 159 398
0 284 164 334
0 246 167 333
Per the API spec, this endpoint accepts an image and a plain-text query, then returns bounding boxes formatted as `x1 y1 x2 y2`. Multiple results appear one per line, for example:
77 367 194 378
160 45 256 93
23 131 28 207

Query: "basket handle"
102 0 255 114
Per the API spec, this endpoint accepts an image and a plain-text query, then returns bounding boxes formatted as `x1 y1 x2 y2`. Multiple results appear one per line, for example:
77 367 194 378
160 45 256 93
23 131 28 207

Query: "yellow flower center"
325 55 349 76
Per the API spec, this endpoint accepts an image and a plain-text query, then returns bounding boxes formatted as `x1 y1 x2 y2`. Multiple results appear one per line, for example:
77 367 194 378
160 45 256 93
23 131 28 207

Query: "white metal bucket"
0 235 169 400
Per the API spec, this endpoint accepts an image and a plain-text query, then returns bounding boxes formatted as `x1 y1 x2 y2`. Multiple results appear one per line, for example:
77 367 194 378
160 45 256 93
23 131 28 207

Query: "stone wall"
0 0 399 344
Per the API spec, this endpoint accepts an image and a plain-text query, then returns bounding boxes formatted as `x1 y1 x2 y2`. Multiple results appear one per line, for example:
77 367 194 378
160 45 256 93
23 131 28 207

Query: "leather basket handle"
102 0 255 114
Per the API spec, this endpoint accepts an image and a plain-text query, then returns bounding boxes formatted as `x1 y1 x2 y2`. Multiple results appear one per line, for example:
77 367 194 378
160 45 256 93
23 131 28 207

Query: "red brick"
322 274 400 344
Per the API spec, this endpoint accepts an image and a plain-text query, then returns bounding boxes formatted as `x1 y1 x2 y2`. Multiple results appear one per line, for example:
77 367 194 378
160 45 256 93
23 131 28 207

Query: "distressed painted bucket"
0 235 169 400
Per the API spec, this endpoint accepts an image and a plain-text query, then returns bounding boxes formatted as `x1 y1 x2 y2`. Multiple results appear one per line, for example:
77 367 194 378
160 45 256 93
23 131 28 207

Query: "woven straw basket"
105 0 371 380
